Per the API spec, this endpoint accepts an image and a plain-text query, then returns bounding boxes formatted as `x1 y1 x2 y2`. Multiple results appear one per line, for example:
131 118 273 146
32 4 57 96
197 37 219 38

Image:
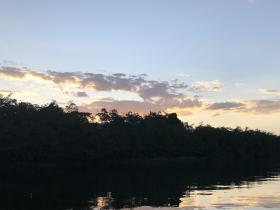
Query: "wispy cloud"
259 89 280 97
244 99 280 114
0 89 16 94
177 73 190 78
207 101 245 111
189 80 222 92
64 91 89 97
212 113 221 117
207 99 280 115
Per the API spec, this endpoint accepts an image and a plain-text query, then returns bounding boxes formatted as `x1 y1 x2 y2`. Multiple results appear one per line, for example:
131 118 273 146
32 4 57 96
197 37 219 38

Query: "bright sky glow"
1 0 280 134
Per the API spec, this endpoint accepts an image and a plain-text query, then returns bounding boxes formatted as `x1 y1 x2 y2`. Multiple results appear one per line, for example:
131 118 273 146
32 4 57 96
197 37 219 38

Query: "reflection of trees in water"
87 194 178 210
88 192 115 210
0 161 279 210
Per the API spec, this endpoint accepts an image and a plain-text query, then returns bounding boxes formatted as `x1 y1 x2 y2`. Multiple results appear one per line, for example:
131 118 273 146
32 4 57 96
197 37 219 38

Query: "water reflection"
85 177 280 210
179 177 280 209
0 160 279 210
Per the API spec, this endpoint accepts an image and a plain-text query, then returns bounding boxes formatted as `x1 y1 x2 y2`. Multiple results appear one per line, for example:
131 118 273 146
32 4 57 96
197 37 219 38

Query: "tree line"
0 94 280 164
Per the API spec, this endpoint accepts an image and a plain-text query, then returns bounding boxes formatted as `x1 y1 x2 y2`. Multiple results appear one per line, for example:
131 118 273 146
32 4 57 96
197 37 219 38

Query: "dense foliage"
0 94 280 164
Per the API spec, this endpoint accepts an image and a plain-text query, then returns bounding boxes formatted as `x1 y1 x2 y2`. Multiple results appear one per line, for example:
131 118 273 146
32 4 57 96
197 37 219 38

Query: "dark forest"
1 94 280 165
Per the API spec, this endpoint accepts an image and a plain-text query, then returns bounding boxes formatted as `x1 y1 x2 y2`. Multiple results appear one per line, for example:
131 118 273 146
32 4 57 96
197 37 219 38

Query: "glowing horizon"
1 0 280 134
0 65 280 135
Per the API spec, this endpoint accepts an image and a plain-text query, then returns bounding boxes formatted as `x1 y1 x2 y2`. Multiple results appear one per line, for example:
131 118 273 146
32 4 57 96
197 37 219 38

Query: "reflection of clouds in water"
233 196 280 208
86 178 280 210
178 178 280 209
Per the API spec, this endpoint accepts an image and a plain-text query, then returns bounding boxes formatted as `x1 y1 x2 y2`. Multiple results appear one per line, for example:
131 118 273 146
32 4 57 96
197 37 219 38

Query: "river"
0 160 279 210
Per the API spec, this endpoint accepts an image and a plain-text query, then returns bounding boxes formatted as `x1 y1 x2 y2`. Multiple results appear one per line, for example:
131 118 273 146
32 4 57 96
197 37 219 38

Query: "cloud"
68 91 89 97
138 81 185 102
212 113 221 117
79 97 202 115
0 66 204 110
0 60 19 66
189 80 222 92
207 99 280 115
0 66 190 101
243 99 280 114
3 65 280 117
259 89 280 97
75 91 88 97
0 66 26 79
207 102 245 110
80 99 161 114
177 73 190 78
0 89 16 94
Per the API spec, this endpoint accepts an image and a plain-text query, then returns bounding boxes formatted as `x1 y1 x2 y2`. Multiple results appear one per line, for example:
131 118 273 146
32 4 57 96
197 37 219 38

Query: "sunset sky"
1 0 280 134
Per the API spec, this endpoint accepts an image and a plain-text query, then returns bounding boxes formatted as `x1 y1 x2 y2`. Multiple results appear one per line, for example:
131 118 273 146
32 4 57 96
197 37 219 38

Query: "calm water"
0 160 280 210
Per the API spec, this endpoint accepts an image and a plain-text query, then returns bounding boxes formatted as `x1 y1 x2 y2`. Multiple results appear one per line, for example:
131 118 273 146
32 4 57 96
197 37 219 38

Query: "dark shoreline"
1 95 280 168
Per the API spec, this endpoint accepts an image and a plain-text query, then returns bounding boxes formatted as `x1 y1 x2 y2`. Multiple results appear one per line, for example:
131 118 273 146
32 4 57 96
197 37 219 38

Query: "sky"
1 0 280 134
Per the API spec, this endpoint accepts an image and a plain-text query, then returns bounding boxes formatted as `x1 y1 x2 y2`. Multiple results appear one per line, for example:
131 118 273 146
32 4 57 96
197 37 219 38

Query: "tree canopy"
0 94 280 165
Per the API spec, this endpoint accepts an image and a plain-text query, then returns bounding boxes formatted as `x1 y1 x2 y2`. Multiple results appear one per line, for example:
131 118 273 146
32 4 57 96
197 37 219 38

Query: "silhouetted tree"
0 94 280 165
